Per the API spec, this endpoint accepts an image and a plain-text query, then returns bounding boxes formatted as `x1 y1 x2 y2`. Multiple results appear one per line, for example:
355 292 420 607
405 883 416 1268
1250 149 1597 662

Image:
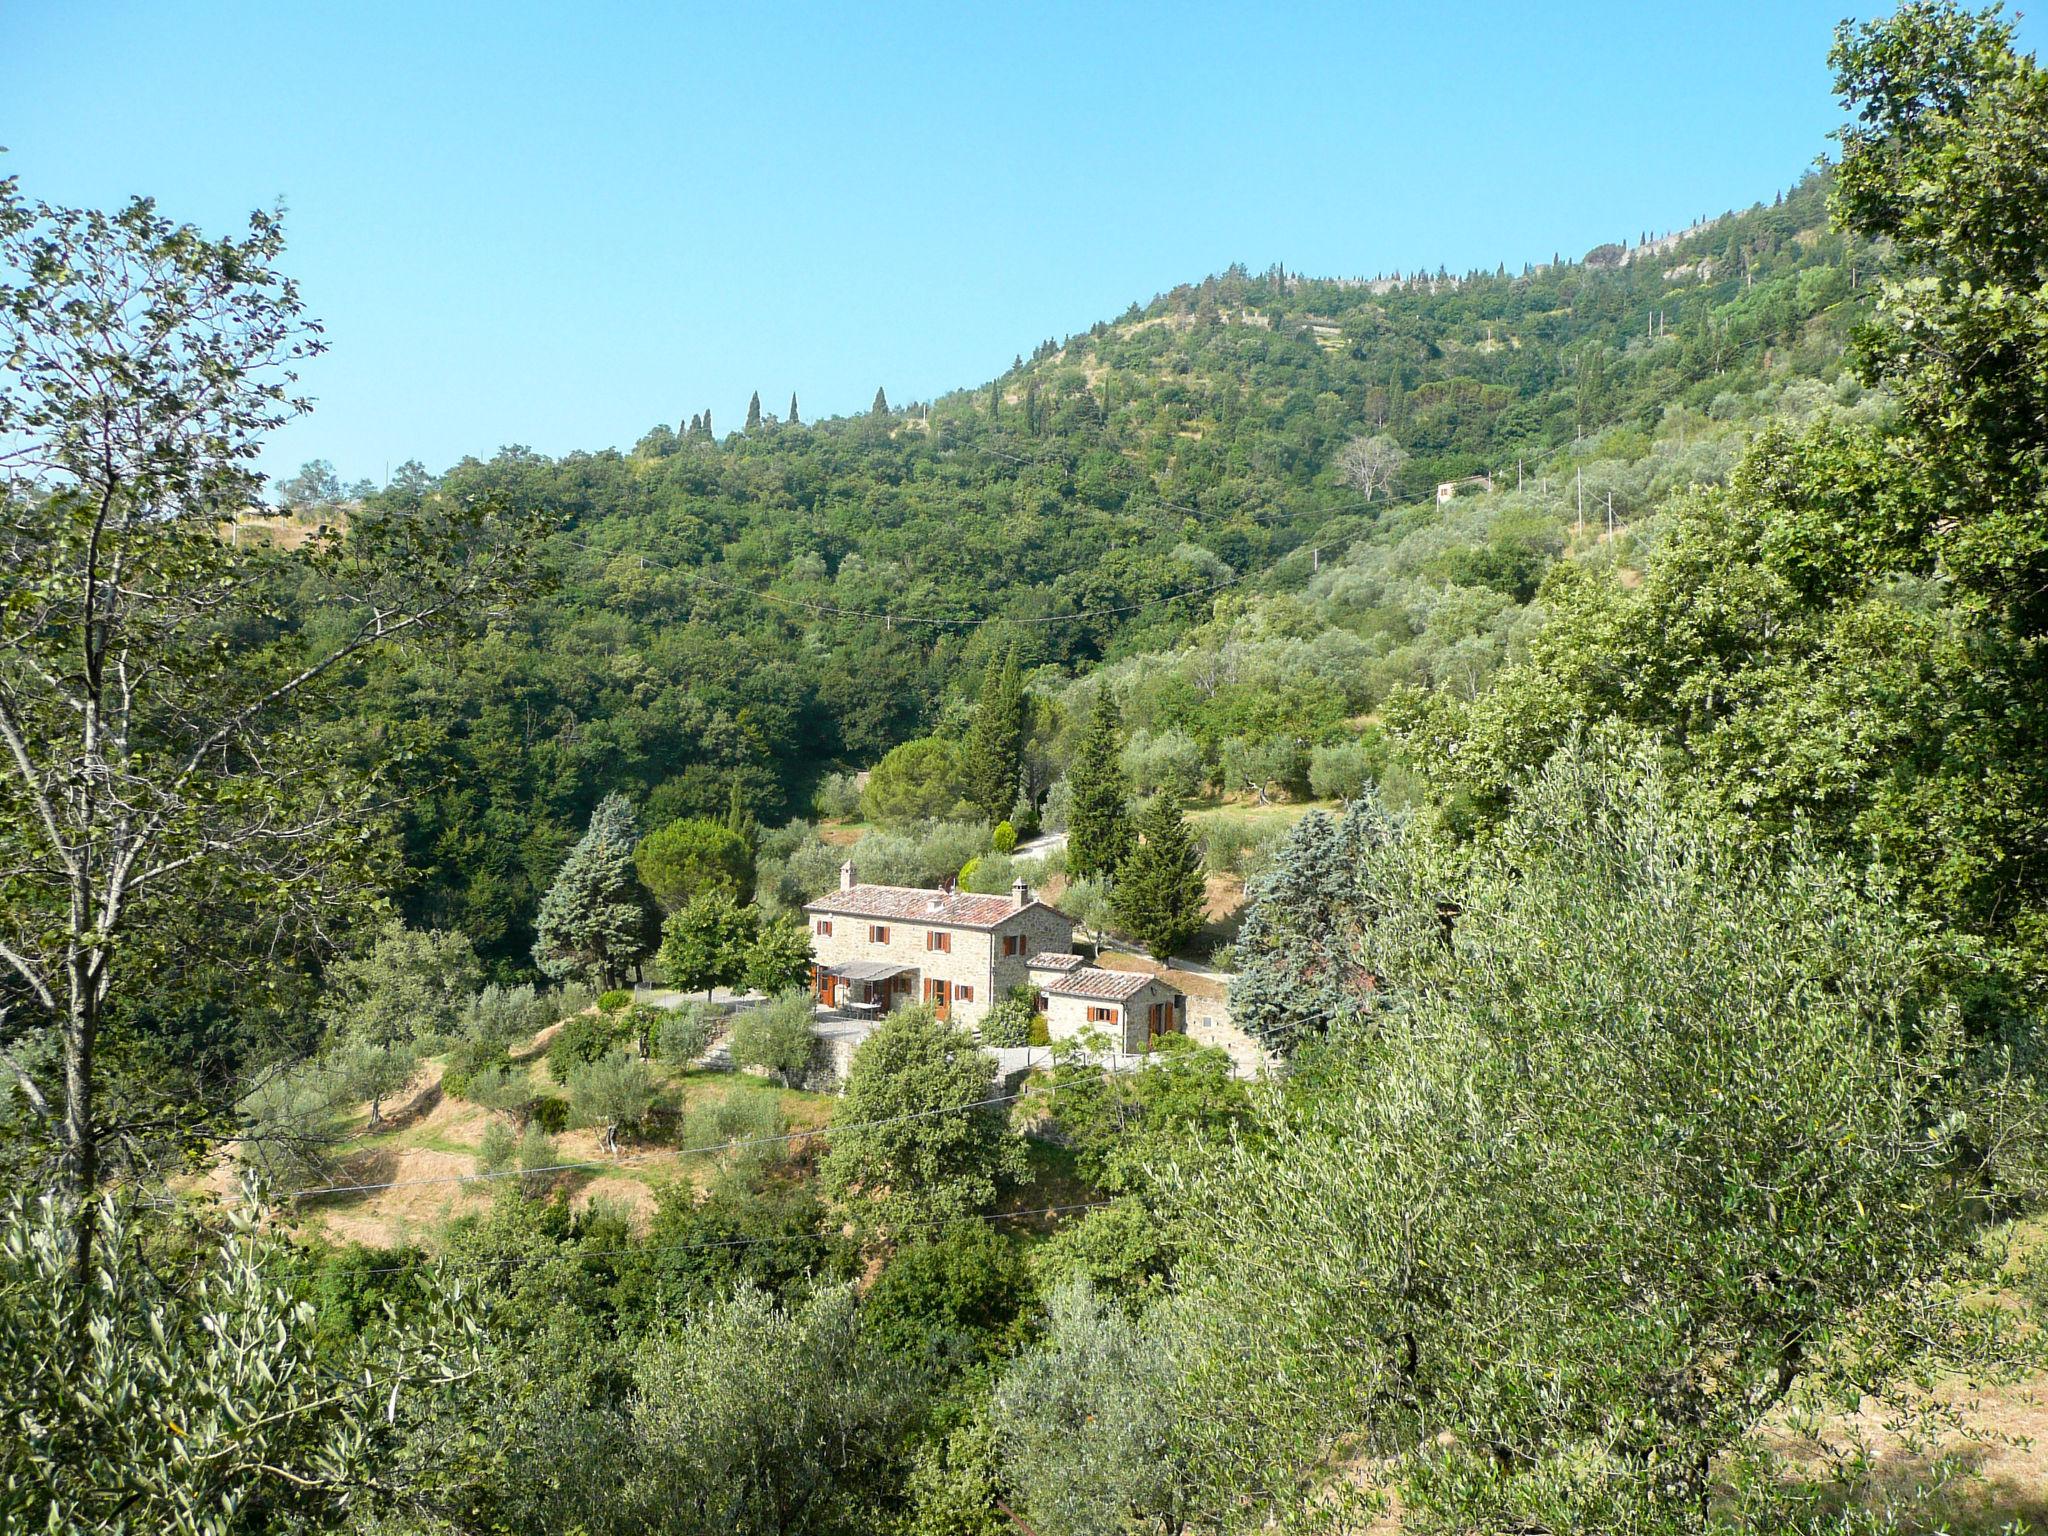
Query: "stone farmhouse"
803 862 1186 1053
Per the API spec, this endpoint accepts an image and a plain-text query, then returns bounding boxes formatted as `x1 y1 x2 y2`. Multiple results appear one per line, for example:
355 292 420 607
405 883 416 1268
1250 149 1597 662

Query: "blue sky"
5 1 1999 486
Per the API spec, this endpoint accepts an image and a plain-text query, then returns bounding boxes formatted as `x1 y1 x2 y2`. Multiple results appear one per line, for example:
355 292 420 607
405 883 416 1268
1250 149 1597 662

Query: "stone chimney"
840 860 857 892
1011 875 1032 906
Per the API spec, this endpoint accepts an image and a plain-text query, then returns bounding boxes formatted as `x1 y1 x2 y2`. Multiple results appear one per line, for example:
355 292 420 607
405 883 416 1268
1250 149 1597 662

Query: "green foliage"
990 819 1017 855
596 988 633 1012
727 991 817 1087
323 922 482 1091
741 914 814 997
635 816 756 913
476 1117 518 1172
861 736 970 825
1307 734 1381 801
1039 1035 1250 1194
567 1050 660 1153
863 1222 1036 1367
0 1189 478 1535
962 647 1025 823
1111 795 1207 960
822 1006 1024 1236
658 889 760 998
977 991 1036 1048
992 1280 1196 1536
1121 726 1206 801
655 1004 717 1068
546 1010 619 1084
463 1063 540 1128
628 1284 921 1535
1182 750 2041 1530
533 793 656 988
1066 690 1133 880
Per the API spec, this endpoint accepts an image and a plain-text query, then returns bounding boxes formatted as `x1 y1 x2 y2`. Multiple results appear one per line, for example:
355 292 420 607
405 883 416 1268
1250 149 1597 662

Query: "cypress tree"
533 792 655 988
1112 795 1207 961
703 408 713 439
1066 690 1133 881
871 386 889 416
962 645 1023 824
687 411 701 436
745 391 763 431
788 392 799 424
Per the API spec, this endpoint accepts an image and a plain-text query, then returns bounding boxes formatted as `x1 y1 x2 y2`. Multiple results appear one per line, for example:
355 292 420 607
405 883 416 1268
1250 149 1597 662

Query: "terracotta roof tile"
1026 952 1083 971
804 884 1041 929
1044 966 1159 1001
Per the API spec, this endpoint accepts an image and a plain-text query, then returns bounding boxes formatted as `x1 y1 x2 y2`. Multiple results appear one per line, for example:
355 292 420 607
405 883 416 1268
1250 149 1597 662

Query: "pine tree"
962 645 1023 823
1111 796 1207 962
1067 690 1133 881
745 391 763 431
533 792 655 988
788 392 799 424
871 386 889 416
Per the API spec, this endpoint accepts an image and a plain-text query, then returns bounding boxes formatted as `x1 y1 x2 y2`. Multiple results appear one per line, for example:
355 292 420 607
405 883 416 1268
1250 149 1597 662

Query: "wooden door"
926 978 950 1020
818 968 836 1007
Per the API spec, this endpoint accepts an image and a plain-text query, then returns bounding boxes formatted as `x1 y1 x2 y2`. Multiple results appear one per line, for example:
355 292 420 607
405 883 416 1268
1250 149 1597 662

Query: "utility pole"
1606 490 1615 538
1577 468 1584 537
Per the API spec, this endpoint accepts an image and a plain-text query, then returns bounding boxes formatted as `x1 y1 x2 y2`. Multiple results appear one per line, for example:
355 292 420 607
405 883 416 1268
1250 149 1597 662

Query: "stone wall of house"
1044 974 1182 1054
810 915 1001 1022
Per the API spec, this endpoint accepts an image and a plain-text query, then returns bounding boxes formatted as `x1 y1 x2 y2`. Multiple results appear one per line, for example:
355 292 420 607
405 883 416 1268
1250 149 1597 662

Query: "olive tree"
1169 750 2042 1532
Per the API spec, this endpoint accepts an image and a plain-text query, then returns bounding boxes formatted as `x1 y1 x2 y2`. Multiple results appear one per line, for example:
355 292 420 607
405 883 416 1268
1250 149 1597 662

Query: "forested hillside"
10 4 2048 1534
345 171 1869 971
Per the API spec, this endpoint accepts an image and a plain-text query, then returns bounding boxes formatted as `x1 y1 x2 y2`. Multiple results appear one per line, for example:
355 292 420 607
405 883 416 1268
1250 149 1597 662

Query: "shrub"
685 1087 787 1179
515 1123 559 1195
546 1010 618 1083
864 1223 1036 1366
596 989 633 1013
1028 1015 1051 1048
550 981 595 1019
979 993 1035 1049
476 1118 518 1173
529 1095 570 1135
991 820 1017 855
657 1005 717 1068
1121 728 1205 802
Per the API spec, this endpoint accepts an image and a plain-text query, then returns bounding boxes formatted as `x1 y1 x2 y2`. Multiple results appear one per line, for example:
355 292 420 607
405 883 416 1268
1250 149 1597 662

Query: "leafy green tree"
1065 690 1133 880
1832 0 2048 634
634 815 756 913
0 178 531 1294
822 1005 1023 1235
744 390 763 431
324 922 481 1127
864 1221 1035 1366
871 385 889 415
728 991 817 1087
545 1009 620 1084
463 1063 540 1129
860 735 968 824
567 1050 660 1154
533 793 655 988
629 1284 920 1535
742 915 814 997
1174 749 2040 1531
962 647 1024 823
992 1280 1195 1536
1111 795 1207 961
658 889 760 999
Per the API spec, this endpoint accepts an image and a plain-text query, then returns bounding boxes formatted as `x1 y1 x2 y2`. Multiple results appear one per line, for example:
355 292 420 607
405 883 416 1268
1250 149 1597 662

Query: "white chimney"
1011 876 1031 906
840 860 856 892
